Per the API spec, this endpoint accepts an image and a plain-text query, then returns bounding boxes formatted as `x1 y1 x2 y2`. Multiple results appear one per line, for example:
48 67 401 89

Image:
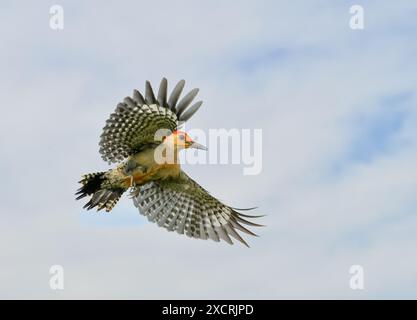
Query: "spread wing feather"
99 78 202 163
131 171 263 247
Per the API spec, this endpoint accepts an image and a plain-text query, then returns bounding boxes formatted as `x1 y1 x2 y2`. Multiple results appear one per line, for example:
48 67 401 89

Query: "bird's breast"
127 148 181 185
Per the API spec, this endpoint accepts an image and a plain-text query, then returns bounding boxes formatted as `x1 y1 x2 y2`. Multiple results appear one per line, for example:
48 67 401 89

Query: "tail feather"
76 172 125 212
76 172 105 200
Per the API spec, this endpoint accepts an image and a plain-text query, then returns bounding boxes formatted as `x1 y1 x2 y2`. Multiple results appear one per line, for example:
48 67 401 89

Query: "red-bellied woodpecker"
76 78 263 246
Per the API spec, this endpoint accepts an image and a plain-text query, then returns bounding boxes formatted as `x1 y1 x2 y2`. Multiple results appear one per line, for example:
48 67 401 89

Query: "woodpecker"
76 78 263 246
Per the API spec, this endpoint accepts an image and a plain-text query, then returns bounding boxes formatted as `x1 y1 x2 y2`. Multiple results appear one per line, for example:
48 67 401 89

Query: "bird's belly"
132 163 180 184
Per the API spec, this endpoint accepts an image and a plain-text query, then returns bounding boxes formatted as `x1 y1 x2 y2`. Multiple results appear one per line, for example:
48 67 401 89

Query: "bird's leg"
123 159 147 187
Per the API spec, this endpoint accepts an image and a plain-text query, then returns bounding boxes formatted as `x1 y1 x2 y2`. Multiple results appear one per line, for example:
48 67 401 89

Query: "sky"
0 0 417 299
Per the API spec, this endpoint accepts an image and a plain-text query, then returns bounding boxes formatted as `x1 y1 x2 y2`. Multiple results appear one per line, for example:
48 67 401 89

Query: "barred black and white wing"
131 172 263 247
99 78 203 163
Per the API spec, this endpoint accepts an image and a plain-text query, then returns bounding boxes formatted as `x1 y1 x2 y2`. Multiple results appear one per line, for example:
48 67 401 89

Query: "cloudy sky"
1 0 417 299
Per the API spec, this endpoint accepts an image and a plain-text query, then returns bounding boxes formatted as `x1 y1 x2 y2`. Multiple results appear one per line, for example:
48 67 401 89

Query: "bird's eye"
179 135 185 141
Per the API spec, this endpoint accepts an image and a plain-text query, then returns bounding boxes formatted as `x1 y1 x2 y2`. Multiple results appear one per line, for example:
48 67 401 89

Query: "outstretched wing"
131 171 264 247
99 78 203 163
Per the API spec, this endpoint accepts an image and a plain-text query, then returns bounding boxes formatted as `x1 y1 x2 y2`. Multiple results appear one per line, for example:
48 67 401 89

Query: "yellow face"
163 130 207 151
163 130 192 150
174 131 193 148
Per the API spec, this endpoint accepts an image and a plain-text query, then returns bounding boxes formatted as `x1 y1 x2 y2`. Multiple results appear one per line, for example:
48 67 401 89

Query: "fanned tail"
76 172 126 212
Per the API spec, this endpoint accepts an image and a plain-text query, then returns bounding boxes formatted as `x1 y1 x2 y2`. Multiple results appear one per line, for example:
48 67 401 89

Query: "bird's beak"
189 141 207 150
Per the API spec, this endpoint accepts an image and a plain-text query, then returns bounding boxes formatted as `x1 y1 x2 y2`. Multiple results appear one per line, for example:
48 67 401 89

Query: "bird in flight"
76 78 263 246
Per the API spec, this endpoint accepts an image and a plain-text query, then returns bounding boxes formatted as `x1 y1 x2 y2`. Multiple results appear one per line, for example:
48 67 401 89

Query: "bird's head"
163 130 207 151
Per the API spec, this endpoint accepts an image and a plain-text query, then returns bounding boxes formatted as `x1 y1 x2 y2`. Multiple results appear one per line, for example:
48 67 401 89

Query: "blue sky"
0 0 417 299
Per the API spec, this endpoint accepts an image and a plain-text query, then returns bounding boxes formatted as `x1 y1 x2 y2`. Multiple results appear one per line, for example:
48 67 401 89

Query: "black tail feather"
76 172 105 199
